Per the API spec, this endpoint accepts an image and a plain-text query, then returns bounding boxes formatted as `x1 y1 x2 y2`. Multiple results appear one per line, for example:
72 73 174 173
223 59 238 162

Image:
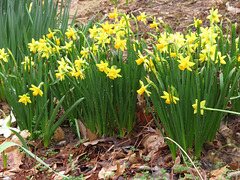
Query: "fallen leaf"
128 150 143 164
209 165 228 179
86 128 98 141
77 120 87 139
53 127 65 142
98 163 125 179
227 6 240 14
83 139 106 146
142 128 164 152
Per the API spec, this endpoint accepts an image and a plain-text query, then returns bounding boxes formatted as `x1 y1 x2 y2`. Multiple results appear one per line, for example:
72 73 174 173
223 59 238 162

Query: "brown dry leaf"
142 128 164 152
86 128 98 141
53 127 65 142
128 150 143 164
174 156 181 166
77 120 87 139
209 165 228 179
0 147 25 171
227 6 240 14
131 164 151 171
83 138 106 146
116 162 125 176
98 163 125 179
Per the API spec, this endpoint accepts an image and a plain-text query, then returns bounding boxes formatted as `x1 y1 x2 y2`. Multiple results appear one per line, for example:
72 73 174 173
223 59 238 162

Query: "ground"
0 0 240 179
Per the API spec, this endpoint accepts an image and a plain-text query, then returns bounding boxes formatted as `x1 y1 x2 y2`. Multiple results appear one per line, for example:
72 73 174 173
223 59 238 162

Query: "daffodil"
137 80 151 96
109 8 118 21
46 28 55 39
192 99 206 115
215 52 226 65
114 35 127 51
65 27 77 40
55 38 61 46
57 57 69 71
194 17 202 27
137 11 147 24
89 25 100 39
96 60 109 73
21 56 34 70
161 91 179 104
0 48 9 62
74 56 86 70
106 66 122 80
90 44 98 55
56 69 65 81
177 55 195 71
80 47 89 59
65 41 74 52
102 21 114 35
69 68 85 79
29 84 43 96
200 27 217 45
19 94 32 105
135 50 148 65
207 8 222 24
96 32 110 47
150 17 159 31
201 44 217 61
170 52 177 58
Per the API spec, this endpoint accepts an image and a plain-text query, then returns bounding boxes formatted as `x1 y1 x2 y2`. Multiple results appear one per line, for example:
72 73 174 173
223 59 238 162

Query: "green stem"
201 107 240 116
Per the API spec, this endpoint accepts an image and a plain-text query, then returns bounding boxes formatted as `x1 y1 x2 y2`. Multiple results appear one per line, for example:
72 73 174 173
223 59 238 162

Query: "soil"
1 0 240 179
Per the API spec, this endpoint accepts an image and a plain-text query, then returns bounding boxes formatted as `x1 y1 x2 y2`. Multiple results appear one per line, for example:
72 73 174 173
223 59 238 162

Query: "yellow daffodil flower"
192 99 206 115
170 52 177 58
55 38 61 46
46 28 55 39
215 52 226 65
114 36 127 51
102 21 114 35
29 84 43 96
19 94 32 105
56 69 65 81
200 27 217 45
65 27 77 40
57 57 71 71
70 68 85 79
136 50 148 65
177 55 195 71
28 38 38 53
207 8 222 24
97 32 110 47
90 44 98 55
161 91 179 104
201 44 217 61
238 56 240 62
137 11 147 25
89 25 100 39
194 17 202 27
109 8 118 21
106 66 122 80
65 41 73 52
150 17 159 31
21 56 34 70
0 48 9 62
80 47 89 59
137 80 151 96
74 56 86 70
96 60 109 73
